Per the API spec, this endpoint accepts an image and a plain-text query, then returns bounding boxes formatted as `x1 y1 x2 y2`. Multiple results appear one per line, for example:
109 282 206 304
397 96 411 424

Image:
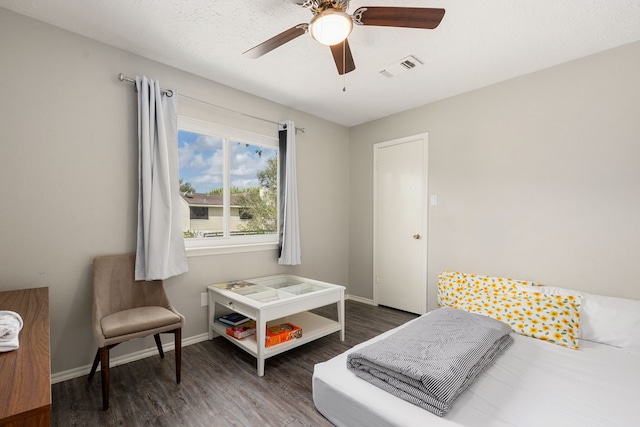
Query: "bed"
313 272 640 427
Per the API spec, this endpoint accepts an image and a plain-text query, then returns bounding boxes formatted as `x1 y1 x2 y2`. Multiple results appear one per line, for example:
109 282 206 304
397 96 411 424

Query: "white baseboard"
51 332 210 384
346 294 375 305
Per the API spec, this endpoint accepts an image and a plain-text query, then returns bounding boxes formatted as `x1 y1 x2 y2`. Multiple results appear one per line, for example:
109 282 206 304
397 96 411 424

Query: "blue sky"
178 130 277 194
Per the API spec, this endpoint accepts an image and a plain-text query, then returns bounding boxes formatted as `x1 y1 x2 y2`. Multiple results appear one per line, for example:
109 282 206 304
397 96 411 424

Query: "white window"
178 117 279 253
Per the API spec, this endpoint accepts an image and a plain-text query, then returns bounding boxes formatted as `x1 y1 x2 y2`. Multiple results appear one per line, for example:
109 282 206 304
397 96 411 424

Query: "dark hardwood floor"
51 301 417 427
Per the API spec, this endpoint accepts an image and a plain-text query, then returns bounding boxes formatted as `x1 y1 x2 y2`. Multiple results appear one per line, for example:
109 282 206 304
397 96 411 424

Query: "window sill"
185 242 279 257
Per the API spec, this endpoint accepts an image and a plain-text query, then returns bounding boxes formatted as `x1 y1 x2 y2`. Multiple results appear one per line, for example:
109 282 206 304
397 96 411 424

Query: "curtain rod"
117 73 305 134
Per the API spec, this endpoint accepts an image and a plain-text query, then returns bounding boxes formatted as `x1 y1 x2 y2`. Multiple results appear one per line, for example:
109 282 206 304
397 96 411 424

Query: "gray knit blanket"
346 306 513 417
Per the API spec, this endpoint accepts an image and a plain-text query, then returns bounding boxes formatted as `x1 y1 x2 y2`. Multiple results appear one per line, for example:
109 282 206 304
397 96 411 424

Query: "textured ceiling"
2 0 640 126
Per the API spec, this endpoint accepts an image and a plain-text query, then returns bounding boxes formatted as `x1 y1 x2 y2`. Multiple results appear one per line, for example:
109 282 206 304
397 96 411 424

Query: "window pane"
178 130 224 239
190 206 209 220
230 141 278 236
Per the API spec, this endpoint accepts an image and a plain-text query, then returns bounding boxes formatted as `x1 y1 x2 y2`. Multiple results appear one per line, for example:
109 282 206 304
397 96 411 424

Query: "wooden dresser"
0 287 51 427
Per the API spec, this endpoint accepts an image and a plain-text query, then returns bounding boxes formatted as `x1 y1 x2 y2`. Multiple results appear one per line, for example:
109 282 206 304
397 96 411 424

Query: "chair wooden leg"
100 346 110 410
88 349 100 381
175 328 181 384
90 331 178 410
154 334 165 359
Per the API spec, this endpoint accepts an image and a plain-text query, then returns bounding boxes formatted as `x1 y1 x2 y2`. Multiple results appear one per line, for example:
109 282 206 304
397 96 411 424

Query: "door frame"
373 133 429 314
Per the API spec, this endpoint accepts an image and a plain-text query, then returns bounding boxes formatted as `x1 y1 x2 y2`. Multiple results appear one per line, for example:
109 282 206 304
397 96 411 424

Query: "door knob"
413 234 421 239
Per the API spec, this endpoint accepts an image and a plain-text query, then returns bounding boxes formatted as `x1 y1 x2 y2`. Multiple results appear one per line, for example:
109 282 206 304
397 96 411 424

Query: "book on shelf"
255 322 302 347
226 320 256 340
217 312 250 326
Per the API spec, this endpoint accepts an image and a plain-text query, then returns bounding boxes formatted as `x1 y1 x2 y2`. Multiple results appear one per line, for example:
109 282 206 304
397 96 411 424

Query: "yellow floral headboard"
437 271 581 349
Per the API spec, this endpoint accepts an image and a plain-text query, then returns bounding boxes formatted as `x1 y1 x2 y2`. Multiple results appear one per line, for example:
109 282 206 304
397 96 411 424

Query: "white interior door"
373 134 428 314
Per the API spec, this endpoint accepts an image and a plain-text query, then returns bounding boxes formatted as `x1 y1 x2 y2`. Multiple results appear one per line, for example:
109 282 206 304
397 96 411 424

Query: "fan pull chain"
342 39 347 92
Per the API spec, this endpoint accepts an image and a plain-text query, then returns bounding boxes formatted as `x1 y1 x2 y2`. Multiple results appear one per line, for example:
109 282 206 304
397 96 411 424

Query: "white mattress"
313 316 640 427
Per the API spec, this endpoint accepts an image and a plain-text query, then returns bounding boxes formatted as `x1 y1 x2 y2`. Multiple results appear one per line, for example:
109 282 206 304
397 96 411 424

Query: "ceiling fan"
243 0 445 75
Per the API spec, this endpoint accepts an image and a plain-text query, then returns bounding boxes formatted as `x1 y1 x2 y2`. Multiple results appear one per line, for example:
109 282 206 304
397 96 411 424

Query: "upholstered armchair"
88 253 184 410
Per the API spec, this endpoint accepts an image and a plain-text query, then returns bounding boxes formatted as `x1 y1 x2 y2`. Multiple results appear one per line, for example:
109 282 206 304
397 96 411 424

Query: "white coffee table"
207 274 345 376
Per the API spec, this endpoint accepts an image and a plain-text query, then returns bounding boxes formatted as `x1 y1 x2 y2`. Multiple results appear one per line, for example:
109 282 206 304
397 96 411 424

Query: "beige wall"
349 41 640 309
0 8 349 375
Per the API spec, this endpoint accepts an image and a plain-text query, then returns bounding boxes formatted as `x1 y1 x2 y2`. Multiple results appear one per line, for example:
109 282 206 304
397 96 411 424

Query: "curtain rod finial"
118 73 125 81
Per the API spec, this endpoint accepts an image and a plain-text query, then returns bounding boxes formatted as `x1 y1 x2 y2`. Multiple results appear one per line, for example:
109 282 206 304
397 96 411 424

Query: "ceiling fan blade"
330 39 356 75
243 24 308 59
353 7 445 29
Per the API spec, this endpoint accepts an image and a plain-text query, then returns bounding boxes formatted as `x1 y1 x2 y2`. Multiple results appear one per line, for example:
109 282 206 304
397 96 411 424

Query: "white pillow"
580 293 640 352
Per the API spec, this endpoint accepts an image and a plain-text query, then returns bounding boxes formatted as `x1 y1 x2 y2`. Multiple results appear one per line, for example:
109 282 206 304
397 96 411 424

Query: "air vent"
379 55 423 78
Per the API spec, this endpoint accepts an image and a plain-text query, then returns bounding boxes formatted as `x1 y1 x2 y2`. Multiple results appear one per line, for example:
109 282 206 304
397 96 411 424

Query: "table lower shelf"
211 311 342 359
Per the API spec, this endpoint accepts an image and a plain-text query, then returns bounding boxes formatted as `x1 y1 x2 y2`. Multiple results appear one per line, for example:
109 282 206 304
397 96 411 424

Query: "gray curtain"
278 120 301 265
134 76 188 280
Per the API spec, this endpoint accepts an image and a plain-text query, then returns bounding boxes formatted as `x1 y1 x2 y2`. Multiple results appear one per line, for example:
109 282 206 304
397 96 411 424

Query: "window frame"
178 116 280 256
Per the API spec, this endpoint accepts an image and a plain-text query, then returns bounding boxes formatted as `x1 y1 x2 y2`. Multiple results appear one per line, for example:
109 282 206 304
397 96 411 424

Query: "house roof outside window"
180 192 243 208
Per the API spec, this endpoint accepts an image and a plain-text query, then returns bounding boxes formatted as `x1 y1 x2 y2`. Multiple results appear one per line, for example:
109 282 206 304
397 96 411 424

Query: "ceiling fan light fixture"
310 9 353 46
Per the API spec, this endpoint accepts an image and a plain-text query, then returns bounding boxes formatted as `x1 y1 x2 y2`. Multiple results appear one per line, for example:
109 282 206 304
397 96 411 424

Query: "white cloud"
179 134 276 193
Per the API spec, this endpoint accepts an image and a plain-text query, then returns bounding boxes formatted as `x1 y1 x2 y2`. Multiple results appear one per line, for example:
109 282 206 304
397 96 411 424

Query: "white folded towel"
0 310 24 352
